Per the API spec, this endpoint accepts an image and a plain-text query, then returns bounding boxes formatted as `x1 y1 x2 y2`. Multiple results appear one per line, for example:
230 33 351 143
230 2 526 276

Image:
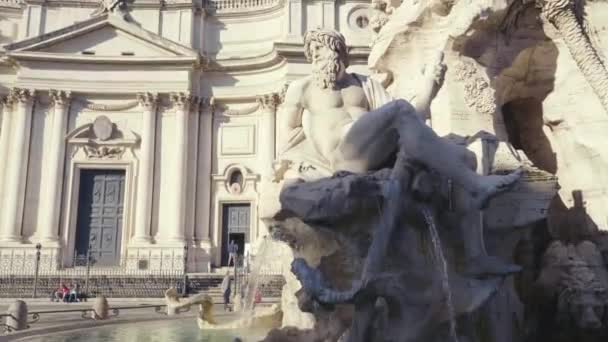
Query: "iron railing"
0 245 284 299
0 245 185 299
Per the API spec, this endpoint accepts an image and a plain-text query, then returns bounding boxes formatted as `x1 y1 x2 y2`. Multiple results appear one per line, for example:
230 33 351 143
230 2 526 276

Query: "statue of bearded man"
277 28 521 209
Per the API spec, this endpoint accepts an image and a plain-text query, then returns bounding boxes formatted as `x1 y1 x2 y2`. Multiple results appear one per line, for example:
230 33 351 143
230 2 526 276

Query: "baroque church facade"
0 0 373 272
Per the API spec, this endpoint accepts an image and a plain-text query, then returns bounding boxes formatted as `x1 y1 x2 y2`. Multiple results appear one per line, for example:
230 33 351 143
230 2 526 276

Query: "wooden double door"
74 169 126 266
221 203 250 266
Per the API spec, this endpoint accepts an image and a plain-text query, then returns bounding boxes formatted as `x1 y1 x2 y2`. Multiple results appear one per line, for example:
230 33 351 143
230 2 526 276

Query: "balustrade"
203 0 283 13
0 0 22 7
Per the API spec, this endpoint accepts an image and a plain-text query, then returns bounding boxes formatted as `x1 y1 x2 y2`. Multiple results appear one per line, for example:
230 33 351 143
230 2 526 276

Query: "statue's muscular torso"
299 74 370 160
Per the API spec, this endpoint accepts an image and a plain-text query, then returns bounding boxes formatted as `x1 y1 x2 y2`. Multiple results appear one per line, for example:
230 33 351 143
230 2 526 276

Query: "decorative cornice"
49 90 72 106
136 92 159 110
274 41 371 63
26 0 200 10
207 40 371 73
7 52 200 66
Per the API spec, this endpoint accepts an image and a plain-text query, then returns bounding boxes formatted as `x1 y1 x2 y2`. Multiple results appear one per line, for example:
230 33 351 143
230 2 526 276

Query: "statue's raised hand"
423 50 446 88
420 50 447 103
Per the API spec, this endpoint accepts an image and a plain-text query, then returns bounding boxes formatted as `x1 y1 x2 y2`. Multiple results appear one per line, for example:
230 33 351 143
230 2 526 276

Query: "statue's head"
304 29 349 89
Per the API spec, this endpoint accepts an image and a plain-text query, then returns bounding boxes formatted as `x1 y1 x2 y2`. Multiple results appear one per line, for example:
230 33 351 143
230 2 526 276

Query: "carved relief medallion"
92 115 114 141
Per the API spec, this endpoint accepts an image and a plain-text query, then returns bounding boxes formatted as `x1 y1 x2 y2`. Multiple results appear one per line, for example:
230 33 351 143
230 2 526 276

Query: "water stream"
241 237 274 313
421 206 459 342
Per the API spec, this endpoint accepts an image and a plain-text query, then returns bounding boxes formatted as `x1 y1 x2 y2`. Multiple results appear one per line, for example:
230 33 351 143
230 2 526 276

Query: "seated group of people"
51 282 80 302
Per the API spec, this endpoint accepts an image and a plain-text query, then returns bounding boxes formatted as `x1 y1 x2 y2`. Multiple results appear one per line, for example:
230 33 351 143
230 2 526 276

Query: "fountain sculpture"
255 0 608 341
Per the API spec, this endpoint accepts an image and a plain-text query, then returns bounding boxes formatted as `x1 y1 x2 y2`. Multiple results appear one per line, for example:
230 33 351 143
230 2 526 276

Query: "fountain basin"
11 318 269 342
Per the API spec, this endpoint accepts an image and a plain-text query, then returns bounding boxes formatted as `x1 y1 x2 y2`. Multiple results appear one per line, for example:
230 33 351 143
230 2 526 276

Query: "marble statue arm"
278 80 307 155
412 50 446 119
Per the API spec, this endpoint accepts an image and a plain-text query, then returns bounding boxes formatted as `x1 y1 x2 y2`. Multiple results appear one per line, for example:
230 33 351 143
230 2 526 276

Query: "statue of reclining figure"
276 28 523 277
279 28 522 210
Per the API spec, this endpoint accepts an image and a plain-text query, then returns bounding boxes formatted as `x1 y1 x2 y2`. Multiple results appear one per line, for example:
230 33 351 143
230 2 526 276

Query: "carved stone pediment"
66 116 140 160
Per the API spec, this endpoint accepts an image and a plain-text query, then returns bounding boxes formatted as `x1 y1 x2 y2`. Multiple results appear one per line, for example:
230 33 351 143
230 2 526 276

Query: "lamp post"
182 244 189 297
32 243 42 298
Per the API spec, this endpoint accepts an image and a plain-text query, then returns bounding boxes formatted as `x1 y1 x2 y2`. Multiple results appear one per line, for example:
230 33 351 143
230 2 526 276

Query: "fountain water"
421 206 459 342
241 236 276 313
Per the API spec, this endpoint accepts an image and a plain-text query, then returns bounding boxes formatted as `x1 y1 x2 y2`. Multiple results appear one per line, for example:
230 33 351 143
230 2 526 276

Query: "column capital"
199 97 216 114
190 96 202 114
8 88 35 105
49 90 72 107
170 92 194 111
256 93 280 112
136 92 159 110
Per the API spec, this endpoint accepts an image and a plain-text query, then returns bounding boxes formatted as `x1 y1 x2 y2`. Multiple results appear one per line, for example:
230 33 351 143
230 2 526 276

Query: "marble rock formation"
258 0 571 340
267 160 541 342
369 0 608 232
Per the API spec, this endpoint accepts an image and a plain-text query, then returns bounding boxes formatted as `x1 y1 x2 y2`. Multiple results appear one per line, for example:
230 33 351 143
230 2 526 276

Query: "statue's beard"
312 55 341 90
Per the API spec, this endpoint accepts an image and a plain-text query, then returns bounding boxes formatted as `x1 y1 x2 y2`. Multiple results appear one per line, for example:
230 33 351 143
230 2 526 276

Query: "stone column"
37 90 71 244
168 92 192 244
195 98 214 244
256 94 279 239
0 96 11 206
186 98 201 244
132 93 158 245
257 93 279 179
0 89 35 243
